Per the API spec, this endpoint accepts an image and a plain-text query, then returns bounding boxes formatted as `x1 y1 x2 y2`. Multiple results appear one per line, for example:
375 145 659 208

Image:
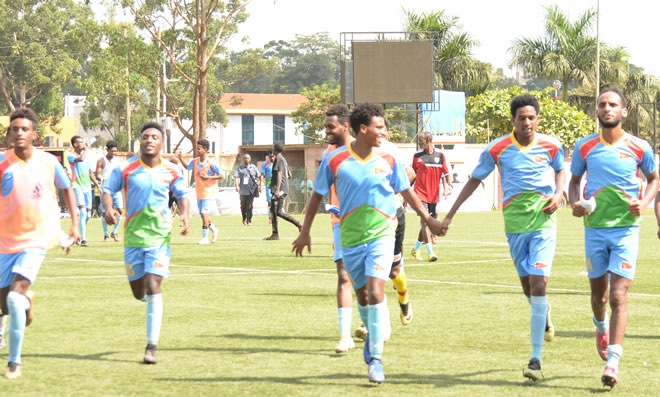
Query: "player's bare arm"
568 174 589 217
439 177 483 235
178 197 190 235
292 192 323 257
542 168 566 214
102 193 121 225
61 186 81 254
630 171 659 216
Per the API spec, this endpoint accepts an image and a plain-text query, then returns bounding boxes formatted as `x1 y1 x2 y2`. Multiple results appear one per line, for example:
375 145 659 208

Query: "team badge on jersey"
621 261 632 269
535 262 548 268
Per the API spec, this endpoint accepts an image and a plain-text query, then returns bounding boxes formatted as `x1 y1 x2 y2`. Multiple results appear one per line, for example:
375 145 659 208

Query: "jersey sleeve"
210 162 221 176
640 143 657 175
551 145 565 172
390 160 411 193
313 156 334 197
570 141 586 177
102 166 124 195
233 167 241 178
171 172 188 200
471 148 496 181
186 159 194 170
441 154 449 176
54 160 71 190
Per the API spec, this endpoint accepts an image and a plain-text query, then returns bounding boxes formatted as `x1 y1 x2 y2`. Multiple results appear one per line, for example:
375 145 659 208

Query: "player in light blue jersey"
67 136 99 246
569 88 658 389
293 103 442 384
103 122 190 365
439 95 565 381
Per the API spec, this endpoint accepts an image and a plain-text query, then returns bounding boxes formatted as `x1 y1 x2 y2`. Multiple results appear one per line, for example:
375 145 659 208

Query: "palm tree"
404 9 491 94
509 5 598 100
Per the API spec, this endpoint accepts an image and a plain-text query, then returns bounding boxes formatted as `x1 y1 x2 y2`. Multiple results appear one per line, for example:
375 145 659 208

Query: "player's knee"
389 264 400 279
591 292 608 306
609 288 628 308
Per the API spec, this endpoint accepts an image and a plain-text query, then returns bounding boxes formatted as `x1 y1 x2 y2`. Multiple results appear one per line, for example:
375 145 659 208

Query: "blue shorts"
124 246 171 282
585 226 639 280
0 248 47 288
265 187 272 202
506 228 556 278
342 237 394 289
74 188 92 209
332 223 342 262
100 192 123 213
197 198 212 215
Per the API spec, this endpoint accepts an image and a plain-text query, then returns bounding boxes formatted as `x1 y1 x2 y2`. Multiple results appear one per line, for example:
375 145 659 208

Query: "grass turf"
1 209 659 395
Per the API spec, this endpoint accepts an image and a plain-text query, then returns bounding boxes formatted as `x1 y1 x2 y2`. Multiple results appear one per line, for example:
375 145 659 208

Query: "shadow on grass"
24 351 134 363
160 346 329 356
155 368 600 392
556 330 660 340
198 333 335 342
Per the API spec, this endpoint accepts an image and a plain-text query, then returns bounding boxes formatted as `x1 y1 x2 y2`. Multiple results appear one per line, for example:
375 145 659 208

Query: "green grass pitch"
2 209 659 395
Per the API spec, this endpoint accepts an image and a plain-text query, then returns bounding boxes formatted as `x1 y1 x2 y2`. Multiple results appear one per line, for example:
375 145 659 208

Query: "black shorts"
420 202 437 226
393 206 405 265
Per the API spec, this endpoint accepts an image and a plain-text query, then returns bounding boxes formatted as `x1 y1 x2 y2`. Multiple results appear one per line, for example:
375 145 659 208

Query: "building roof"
219 93 307 116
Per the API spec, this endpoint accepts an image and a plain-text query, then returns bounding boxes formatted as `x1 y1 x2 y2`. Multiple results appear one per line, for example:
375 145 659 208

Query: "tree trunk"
562 76 569 102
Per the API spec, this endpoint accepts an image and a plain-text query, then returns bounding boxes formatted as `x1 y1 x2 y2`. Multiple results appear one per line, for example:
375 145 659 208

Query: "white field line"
44 257 660 298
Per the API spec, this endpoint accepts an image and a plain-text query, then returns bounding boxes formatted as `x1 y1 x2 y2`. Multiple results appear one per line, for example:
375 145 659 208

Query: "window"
273 115 285 144
242 115 254 145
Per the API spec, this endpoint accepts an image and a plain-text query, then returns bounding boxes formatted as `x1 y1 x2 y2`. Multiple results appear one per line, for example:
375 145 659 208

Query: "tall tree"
404 9 491 93
120 0 251 151
509 5 627 102
0 0 98 125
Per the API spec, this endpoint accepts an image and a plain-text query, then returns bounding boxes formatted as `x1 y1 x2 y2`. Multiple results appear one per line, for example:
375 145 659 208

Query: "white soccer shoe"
335 335 355 353
198 238 210 245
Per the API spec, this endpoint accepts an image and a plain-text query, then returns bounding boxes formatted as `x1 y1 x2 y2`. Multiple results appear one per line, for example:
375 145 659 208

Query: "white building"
169 93 309 155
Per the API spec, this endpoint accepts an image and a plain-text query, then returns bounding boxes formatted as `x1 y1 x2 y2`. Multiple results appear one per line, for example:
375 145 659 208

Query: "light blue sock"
112 216 122 235
526 296 531 304
202 227 208 239
367 300 387 360
338 307 352 337
7 291 29 365
530 295 547 362
425 243 433 254
86 210 92 224
357 303 368 326
209 223 218 233
79 208 87 240
593 312 609 334
146 294 163 345
0 314 6 337
606 344 622 370
101 213 109 237
413 241 422 251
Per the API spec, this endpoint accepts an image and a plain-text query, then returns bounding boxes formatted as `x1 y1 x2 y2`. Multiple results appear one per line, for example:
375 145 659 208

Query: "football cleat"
143 344 158 364
523 357 543 381
198 238 210 245
544 302 555 342
263 234 280 241
335 335 355 354
103 235 109 242
368 358 385 384
429 253 438 262
601 366 617 389
596 329 609 361
400 301 413 325
0 335 6 350
355 324 368 341
211 228 218 243
80 240 88 247
410 249 423 261
111 233 121 242
4 362 21 379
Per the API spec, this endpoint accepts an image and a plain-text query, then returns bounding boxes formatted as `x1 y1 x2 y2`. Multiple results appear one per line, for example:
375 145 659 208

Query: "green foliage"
404 9 492 94
231 33 339 94
0 0 98 123
466 87 595 147
291 84 340 143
